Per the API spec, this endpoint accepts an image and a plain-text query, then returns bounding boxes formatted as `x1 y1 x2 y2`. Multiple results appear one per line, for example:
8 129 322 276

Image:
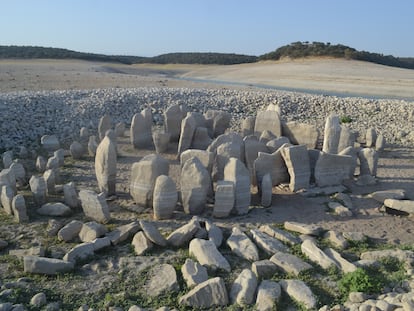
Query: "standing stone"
95 136 117 196
254 149 289 187
241 116 255 137
36 156 47 173
29 175 47 205
254 110 282 137
358 148 378 176
308 149 322 183
78 190 110 223
322 114 341 154
41 135 60 152
164 104 184 142
181 258 208 288
54 149 65 167
179 277 228 308
227 227 259 262
130 154 169 207
224 158 251 215
177 114 196 155
375 134 386 151
153 175 177 220
98 115 112 141
152 131 171 153
338 126 356 153
0 168 16 192
79 127 89 142
180 149 214 175
204 110 231 137
214 141 243 182
260 173 272 207
12 195 28 223
266 136 291 153
244 136 268 186
43 169 56 196
259 130 277 144
281 145 311 192
70 141 84 159
1 185 14 215
88 136 98 156
256 280 282 311
213 181 234 218
2 151 13 168
180 157 210 214
63 182 80 208
366 127 377 147
230 269 257 305
189 238 231 272
207 132 245 162
9 162 26 185
314 153 354 187
18 146 29 159
282 121 319 149
46 155 60 170
130 109 153 149
115 122 125 137
191 127 212 150
339 146 358 178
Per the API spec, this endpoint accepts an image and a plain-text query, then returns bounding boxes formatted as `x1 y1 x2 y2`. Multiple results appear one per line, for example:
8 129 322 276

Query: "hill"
260 41 414 69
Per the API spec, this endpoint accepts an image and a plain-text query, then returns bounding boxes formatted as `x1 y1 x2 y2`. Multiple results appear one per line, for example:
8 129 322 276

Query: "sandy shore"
1 58 414 100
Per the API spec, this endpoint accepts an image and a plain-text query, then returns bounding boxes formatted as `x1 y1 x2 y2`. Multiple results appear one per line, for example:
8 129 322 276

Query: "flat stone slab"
369 189 406 203
384 199 414 214
301 239 337 269
181 258 208 288
230 268 257 305
255 280 282 311
226 227 259 262
324 247 357 273
179 277 228 308
189 238 231 272
328 202 353 217
132 231 153 255
145 264 179 297
251 260 278 279
250 229 289 255
63 242 94 264
360 249 414 263
259 225 301 245
24 256 74 275
167 219 200 247
139 220 167 247
284 221 323 236
270 251 312 276
106 221 140 245
280 279 317 310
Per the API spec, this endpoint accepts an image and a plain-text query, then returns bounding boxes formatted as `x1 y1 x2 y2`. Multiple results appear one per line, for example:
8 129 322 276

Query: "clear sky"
1 0 413 57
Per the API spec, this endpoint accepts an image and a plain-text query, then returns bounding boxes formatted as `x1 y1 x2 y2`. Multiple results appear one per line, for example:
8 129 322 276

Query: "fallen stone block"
37 203 72 217
144 264 179 297
63 242 95 264
189 238 231 272
106 221 140 245
301 239 337 269
79 190 110 224
181 258 208 288
280 279 317 310
250 229 288 255
23 256 74 275
270 251 312 276
139 220 167 247
369 189 406 203
226 227 259 262
132 231 153 255
284 221 323 236
384 199 414 214
230 268 257 305
179 277 228 308
259 225 301 245
251 260 278 279
167 219 200 247
255 280 281 311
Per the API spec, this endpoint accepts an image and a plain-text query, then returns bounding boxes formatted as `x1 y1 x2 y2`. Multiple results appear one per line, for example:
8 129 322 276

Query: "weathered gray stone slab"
259 225 301 245
179 277 228 308
360 249 414 263
63 182 80 208
29 175 47 206
260 173 272 207
366 127 377 148
181 258 208 288
224 158 250 215
23 256 74 275
284 221 323 236
63 242 94 264
180 149 214 174
213 180 234 218
254 110 281 137
324 230 348 249
98 115 112 141
324 247 357 273
369 189 406 203
106 221 140 245
280 279 317 310
189 238 231 272
41 135 60 152
256 280 281 311
152 131 170 153
167 219 200 247
322 114 341 154
259 130 277 144
180 157 210 215
250 229 288 255
2 151 13 169
37 203 72 217
115 122 125 137
130 109 153 148
9 162 25 184
282 121 319 149
79 221 108 242
266 136 291 153
281 145 310 192
205 220 223 247
79 190 110 223
36 156 47 173
91 237 111 252
204 110 231 137
226 227 259 262
164 104 184 142
88 136 98 156
241 116 255 137
214 140 243 182
384 199 414 214
153 175 177 220
328 202 352 216
139 220 167 247
1 185 14 215
244 136 268 186
314 152 354 187
230 268 257 305
338 126 357 153
358 148 378 176
375 133 386 151
12 194 28 223
70 141 84 159
270 251 312 276
301 239 337 269
95 135 117 196
251 260 278 279
132 231 153 255
145 264 179 297
58 220 83 242
130 154 169 207
43 169 56 196
177 114 196 155
207 132 244 160
0 168 16 193
191 127 212 150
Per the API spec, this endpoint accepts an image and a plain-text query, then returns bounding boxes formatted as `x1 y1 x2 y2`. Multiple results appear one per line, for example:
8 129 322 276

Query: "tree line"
1 43 413 69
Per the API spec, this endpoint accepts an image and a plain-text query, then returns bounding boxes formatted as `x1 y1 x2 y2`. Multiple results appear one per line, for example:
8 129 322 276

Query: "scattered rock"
139 220 167 247
145 264 179 297
37 202 72 217
78 190 110 223
181 258 208 288
226 227 259 262
255 280 281 311
189 238 231 272
270 251 312 276
132 231 153 255
280 279 317 310
23 256 74 275
230 268 257 305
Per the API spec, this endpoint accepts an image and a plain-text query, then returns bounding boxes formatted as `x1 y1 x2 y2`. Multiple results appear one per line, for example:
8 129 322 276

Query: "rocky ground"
1 59 414 310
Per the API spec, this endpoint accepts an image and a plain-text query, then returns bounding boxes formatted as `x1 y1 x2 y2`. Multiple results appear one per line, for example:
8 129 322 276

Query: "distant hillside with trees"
1 43 413 69
260 41 414 69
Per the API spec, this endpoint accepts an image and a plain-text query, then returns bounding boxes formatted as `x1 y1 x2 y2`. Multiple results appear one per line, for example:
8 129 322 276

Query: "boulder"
78 190 110 223
180 149 214 174
139 220 167 246
145 264 179 297
251 260 278 279
70 141 84 159
79 221 108 242
255 280 282 311
12 194 28 223
40 135 60 152
254 110 282 137
369 189 406 203
384 199 414 214
106 221 140 245
179 277 228 308
132 231 153 255
58 220 83 242
167 219 200 247
189 238 231 272
95 135 117 196
230 269 257 305
324 230 348 249
63 182 80 208
29 175 47 205
37 203 72 217
63 242 95 264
